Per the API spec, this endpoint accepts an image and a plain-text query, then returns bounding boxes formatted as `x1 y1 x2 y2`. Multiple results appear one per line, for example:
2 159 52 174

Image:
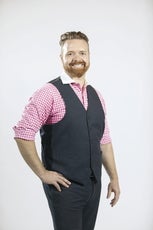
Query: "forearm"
15 138 46 180
101 142 119 181
15 138 71 190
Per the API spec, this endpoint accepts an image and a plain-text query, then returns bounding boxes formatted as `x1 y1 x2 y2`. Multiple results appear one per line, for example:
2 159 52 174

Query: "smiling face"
60 39 90 78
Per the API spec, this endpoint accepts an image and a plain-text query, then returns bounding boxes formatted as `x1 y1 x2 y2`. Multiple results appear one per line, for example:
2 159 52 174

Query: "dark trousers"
43 177 101 230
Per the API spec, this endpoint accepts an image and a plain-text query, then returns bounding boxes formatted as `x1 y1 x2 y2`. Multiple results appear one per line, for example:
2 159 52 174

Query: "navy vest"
40 77 105 184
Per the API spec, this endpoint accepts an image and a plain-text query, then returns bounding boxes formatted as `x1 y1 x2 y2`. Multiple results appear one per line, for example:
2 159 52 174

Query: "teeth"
72 64 83 67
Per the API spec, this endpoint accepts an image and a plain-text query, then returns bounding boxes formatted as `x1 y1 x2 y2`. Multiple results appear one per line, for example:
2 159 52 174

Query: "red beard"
65 61 89 78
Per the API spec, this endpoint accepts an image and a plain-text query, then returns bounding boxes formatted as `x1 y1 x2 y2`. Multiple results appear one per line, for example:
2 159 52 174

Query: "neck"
72 76 86 87
66 73 86 87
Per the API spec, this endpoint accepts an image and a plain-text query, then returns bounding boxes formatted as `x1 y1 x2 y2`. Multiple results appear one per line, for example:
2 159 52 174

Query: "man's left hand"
107 179 120 207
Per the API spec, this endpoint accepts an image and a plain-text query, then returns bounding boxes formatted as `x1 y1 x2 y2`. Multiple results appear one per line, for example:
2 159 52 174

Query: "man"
13 31 120 230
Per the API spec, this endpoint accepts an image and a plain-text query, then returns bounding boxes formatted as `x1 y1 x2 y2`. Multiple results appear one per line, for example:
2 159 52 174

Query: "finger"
57 172 64 176
63 178 71 185
58 176 71 185
110 193 120 207
110 199 115 207
58 178 71 188
110 198 117 207
53 182 61 192
107 184 112 199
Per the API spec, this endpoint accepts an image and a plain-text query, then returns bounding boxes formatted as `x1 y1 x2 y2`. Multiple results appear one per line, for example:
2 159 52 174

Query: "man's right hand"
14 139 71 192
40 170 71 192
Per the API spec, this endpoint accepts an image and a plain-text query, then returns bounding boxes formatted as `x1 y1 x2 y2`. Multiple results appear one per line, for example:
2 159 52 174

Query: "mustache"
70 61 86 66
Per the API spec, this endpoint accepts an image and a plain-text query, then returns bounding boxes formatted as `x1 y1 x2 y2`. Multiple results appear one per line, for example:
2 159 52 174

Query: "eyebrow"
67 50 87 53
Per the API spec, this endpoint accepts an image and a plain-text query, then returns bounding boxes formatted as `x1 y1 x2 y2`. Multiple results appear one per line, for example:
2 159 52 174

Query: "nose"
72 53 83 62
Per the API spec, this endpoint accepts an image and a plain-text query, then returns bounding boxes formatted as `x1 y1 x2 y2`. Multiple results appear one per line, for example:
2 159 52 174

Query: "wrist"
110 175 119 182
37 168 47 181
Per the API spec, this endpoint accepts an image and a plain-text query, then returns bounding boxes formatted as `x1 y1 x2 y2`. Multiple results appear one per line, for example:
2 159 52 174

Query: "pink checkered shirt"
13 74 111 144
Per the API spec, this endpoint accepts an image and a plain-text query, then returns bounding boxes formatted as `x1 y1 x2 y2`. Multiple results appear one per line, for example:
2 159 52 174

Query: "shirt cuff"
13 126 35 141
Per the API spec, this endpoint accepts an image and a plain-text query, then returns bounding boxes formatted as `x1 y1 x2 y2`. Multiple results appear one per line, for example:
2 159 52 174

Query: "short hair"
59 31 89 46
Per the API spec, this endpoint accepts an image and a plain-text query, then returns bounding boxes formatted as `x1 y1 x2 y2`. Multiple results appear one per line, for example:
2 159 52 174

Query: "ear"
60 53 63 62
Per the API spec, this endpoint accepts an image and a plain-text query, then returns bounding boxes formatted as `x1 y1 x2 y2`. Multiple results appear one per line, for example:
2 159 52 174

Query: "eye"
80 51 86 56
67 52 73 56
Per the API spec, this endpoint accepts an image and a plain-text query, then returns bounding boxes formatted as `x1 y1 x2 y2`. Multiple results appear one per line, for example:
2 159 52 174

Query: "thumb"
107 183 112 199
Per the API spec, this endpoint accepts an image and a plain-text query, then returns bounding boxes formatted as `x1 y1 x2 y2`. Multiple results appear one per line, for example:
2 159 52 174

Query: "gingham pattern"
13 78 111 144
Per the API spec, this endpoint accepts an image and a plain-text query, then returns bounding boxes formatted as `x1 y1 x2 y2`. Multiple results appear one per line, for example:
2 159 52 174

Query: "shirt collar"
60 72 75 84
60 72 88 86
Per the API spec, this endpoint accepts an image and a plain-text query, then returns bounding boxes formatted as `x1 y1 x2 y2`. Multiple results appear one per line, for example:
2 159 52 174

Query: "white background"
1 0 153 229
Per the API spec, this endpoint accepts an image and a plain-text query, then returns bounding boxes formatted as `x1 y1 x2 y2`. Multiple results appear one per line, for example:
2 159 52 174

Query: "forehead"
62 39 89 52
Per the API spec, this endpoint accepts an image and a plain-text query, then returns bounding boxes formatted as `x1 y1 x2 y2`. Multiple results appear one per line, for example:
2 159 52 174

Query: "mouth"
70 62 85 68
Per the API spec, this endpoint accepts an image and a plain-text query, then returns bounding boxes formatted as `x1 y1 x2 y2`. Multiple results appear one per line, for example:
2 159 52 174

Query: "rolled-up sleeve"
96 90 112 145
13 84 53 140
